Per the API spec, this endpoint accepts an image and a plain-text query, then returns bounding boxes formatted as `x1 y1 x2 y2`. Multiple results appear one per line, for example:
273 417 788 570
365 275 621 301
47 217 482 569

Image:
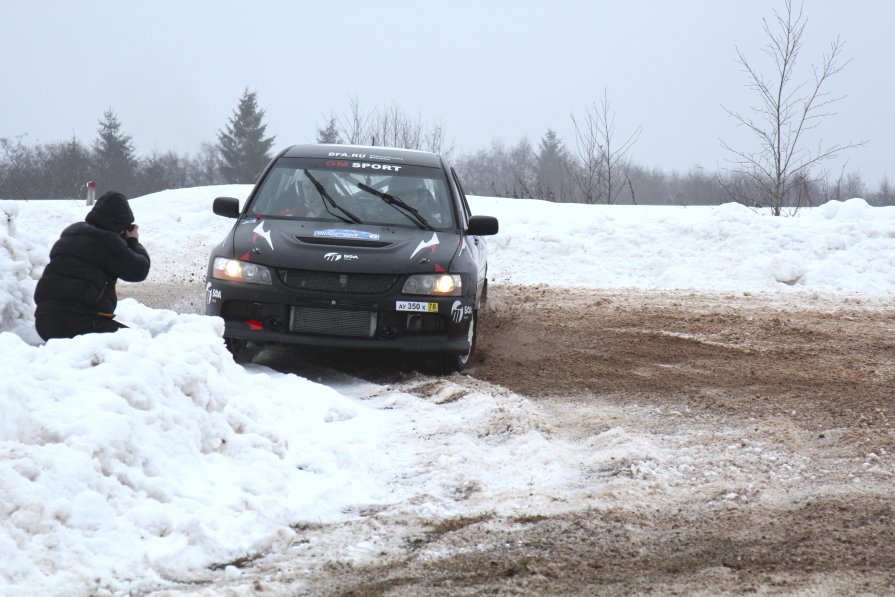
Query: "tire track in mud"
473 285 895 428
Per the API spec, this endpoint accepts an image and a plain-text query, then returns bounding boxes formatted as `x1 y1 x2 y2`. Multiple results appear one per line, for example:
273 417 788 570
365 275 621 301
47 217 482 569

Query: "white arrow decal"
253 221 274 251
410 232 439 260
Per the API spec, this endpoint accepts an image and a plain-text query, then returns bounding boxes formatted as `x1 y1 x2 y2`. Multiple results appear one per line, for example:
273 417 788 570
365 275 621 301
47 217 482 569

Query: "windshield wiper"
304 170 362 224
356 183 433 230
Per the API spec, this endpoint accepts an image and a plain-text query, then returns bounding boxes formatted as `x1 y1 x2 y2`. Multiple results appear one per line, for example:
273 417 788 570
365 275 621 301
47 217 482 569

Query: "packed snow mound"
472 196 895 293
0 202 45 335
0 301 398 594
814 197 895 221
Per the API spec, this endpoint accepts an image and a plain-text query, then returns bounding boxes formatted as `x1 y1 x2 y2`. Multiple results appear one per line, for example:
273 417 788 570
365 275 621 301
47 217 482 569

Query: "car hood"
228 218 463 274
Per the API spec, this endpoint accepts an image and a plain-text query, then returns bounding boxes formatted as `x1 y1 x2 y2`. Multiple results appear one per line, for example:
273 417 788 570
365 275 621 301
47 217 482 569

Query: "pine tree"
317 117 341 144
537 129 571 201
92 109 138 194
218 89 276 183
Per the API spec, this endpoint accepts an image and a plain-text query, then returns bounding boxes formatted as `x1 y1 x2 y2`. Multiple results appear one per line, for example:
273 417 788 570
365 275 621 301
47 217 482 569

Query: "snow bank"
0 302 398 594
473 196 895 294
0 202 43 335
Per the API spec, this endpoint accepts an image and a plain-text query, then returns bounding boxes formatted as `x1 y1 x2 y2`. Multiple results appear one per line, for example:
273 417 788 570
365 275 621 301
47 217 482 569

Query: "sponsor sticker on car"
396 301 439 313
314 229 381 241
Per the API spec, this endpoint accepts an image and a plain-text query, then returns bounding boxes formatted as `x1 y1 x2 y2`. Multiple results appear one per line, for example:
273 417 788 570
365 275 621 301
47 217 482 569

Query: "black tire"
437 311 476 374
224 337 255 363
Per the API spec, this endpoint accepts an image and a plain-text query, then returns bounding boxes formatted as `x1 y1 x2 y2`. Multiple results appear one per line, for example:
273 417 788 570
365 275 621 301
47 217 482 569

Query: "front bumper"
205 276 475 355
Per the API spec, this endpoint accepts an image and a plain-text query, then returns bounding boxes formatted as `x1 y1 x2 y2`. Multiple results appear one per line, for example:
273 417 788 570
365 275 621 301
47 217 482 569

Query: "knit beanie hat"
85 191 134 231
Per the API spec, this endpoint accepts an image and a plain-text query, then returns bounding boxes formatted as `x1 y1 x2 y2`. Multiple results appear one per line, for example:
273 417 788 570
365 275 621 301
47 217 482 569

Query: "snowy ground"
1 187 894 595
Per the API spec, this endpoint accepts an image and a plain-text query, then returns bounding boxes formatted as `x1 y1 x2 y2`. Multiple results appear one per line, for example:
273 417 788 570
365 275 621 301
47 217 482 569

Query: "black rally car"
205 144 499 372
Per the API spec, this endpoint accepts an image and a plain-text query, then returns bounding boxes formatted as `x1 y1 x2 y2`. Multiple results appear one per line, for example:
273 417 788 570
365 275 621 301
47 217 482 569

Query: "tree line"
4 2 895 214
452 131 891 207
2 87 891 207
3 2 892 208
0 89 272 199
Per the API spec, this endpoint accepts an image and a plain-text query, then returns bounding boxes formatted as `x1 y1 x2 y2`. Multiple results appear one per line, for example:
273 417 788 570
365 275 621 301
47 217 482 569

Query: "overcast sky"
3 0 894 186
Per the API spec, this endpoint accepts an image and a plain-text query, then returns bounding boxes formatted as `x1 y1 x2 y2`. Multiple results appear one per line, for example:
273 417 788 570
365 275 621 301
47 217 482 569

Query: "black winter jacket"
34 222 151 316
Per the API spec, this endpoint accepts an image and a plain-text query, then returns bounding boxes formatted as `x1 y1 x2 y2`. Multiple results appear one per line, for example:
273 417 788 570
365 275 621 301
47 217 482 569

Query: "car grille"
294 235 392 248
289 306 377 338
278 269 399 295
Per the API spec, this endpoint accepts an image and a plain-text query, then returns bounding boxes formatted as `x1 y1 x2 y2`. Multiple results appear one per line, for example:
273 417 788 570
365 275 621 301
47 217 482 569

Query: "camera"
127 224 136 232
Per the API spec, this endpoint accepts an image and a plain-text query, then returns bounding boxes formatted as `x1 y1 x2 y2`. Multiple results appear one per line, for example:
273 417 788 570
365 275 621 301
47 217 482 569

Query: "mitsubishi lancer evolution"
205 144 499 372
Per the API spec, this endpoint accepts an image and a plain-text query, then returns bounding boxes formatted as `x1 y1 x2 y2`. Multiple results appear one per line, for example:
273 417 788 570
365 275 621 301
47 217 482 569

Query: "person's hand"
123 224 139 239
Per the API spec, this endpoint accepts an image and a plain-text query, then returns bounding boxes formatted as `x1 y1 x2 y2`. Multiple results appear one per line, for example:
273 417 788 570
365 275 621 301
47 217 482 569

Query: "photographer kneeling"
34 190 151 341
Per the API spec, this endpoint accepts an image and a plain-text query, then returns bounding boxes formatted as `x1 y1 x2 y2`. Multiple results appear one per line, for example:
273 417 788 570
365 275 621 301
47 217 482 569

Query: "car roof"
281 144 444 169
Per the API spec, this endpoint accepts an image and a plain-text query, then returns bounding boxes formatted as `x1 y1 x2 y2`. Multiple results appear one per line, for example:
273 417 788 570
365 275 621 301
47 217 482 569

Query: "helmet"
388 176 424 197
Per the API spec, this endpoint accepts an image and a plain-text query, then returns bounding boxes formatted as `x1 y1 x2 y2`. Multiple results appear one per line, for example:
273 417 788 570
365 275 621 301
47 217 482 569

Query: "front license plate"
396 301 439 313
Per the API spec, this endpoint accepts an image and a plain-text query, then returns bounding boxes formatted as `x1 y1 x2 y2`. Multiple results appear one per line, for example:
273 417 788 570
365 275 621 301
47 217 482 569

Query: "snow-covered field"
1 187 894 595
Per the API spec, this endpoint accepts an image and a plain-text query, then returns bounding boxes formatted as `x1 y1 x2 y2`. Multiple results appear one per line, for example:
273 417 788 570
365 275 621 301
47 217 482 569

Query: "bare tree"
39 135 92 198
872 176 894 207
571 90 642 204
0 135 38 198
135 150 193 195
570 105 603 204
821 163 866 203
337 96 369 145
335 97 452 155
368 103 426 151
720 0 864 215
190 142 226 186
453 138 542 199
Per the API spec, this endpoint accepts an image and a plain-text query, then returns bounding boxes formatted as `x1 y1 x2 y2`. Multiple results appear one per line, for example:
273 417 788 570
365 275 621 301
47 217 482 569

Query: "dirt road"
127 283 895 596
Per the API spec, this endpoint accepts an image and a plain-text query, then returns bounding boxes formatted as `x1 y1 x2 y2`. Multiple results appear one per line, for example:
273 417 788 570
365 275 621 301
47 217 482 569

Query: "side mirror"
466 215 499 236
212 197 241 218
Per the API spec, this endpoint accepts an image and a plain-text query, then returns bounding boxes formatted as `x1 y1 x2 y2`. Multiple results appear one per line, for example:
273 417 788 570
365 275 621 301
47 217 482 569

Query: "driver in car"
296 177 325 218
274 174 325 218
390 177 441 225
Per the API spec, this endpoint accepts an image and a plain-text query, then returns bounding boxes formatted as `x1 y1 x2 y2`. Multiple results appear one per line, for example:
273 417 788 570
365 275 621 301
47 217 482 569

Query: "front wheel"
436 312 476 374
224 337 256 363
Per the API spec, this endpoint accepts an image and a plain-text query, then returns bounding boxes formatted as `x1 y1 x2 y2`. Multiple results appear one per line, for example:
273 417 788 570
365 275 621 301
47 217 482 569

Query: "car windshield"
248 158 456 230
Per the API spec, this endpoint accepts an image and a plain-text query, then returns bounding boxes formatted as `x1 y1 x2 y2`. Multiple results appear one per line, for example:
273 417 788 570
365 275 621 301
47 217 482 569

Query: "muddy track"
473 285 895 429
124 283 895 595
293 286 894 596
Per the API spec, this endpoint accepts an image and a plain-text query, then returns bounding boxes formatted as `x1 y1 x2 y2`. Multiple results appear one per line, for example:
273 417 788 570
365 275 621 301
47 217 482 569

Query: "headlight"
212 257 272 285
401 274 462 296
